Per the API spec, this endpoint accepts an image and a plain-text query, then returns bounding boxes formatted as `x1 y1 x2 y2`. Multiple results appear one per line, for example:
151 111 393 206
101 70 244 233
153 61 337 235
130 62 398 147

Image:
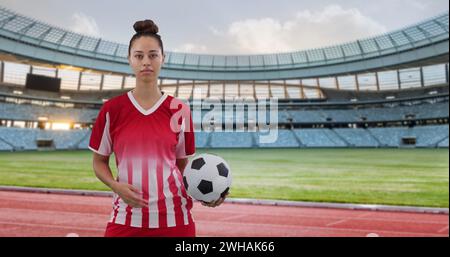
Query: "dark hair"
128 19 164 56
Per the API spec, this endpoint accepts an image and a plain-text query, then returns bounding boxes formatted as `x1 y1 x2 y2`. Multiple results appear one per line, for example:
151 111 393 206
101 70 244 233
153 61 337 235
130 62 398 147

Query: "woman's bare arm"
92 153 117 190
92 152 148 208
176 158 189 175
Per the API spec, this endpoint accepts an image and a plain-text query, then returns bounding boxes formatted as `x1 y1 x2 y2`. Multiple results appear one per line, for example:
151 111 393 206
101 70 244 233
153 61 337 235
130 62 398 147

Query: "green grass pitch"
0 148 448 207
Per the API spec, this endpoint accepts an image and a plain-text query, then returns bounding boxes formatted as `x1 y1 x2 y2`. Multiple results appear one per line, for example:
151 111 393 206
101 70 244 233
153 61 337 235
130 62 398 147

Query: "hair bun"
133 20 159 34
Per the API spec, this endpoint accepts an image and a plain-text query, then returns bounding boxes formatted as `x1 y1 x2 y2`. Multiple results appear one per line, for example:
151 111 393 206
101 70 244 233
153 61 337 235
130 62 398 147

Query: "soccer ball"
183 153 232 203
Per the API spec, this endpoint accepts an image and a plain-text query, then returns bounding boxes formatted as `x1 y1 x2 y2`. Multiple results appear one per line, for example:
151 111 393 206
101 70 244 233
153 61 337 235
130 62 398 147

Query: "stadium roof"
0 6 448 81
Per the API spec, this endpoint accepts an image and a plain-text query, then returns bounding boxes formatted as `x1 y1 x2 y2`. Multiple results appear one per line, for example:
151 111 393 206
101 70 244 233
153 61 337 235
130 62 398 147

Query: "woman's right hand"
111 182 149 208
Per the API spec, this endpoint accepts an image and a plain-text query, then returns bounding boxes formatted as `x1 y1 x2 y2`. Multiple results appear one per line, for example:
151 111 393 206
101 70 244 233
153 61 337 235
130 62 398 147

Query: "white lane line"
198 220 447 237
0 221 104 232
326 219 350 227
437 225 449 233
194 208 448 225
218 214 249 222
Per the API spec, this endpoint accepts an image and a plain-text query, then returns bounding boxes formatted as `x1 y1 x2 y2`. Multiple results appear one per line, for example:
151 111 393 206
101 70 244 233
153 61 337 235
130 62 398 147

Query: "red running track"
0 191 448 237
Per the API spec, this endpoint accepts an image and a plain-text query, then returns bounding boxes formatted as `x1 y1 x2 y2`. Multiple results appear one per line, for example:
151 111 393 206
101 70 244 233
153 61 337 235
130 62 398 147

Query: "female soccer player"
89 19 226 237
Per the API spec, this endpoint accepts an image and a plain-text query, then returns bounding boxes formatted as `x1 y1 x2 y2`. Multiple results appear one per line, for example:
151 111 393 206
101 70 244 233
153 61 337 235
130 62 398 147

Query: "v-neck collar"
127 90 168 116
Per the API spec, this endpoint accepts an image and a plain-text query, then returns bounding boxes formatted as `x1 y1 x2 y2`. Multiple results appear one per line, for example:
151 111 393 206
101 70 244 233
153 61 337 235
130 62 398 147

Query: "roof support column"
335 76 340 90
252 80 256 100
397 69 402 90
121 75 125 90
237 81 241 98
445 64 449 84
375 71 380 91
77 72 82 91
354 74 360 93
207 80 211 98
283 80 288 99
268 80 273 98
420 66 425 88
99 74 104 91
0 61 4 83
316 78 322 98
300 79 305 99
159 79 164 93
175 79 179 98
223 81 226 100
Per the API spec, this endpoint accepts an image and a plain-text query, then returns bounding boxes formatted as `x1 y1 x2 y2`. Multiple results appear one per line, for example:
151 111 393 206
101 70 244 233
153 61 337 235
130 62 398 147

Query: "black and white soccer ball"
183 153 232 203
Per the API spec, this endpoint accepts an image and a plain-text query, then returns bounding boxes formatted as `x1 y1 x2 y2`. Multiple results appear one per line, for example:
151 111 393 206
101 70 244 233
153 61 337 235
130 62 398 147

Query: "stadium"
0 4 448 238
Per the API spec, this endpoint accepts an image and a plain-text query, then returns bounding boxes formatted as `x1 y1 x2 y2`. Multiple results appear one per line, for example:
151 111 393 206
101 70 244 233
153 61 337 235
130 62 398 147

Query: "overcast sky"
0 0 448 54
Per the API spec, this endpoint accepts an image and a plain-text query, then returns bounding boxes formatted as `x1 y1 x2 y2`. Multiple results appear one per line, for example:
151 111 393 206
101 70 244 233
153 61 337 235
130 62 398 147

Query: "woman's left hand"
201 192 229 208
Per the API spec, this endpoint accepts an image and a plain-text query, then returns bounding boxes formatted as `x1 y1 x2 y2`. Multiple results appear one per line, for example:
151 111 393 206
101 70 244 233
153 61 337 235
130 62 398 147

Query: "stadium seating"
0 127 90 150
285 101 449 123
257 129 300 148
321 109 359 122
0 127 38 150
288 109 326 123
0 125 448 150
333 128 380 147
368 127 410 147
293 129 348 147
0 102 98 123
0 94 448 150
0 139 13 151
414 102 449 119
437 137 449 148
411 125 449 147
1 100 448 125
37 129 89 149
210 131 254 148
194 131 211 148
77 131 91 149
368 125 450 147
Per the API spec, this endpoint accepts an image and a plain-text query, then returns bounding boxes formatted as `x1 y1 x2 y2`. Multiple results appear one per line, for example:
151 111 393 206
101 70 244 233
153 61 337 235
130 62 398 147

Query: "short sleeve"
175 107 196 159
89 103 112 156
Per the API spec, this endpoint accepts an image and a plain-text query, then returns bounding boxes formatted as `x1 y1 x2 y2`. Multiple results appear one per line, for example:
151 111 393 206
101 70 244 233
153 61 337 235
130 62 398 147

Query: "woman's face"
128 36 164 83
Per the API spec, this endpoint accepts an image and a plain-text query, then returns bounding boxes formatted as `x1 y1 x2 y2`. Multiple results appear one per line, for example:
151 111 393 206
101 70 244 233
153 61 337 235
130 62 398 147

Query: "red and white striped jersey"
89 91 196 228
